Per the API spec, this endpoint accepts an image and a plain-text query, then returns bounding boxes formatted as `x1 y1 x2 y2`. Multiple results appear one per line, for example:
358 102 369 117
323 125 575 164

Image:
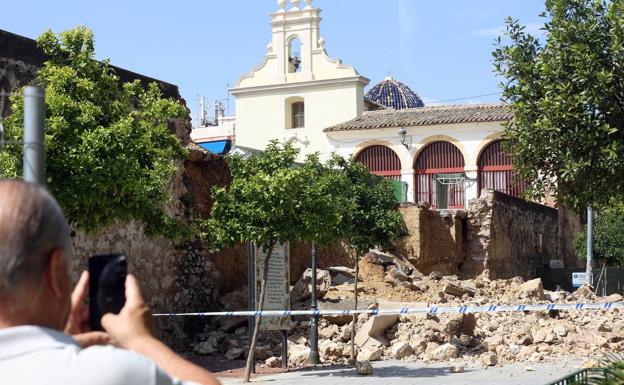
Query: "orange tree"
202 141 352 381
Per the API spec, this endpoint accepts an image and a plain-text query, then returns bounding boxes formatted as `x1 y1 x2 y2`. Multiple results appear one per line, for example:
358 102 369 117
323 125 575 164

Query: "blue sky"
3 0 545 126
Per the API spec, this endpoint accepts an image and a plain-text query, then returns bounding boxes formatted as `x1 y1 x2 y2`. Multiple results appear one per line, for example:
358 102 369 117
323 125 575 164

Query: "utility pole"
23 86 45 185
308 241 321 365
586 207 594 286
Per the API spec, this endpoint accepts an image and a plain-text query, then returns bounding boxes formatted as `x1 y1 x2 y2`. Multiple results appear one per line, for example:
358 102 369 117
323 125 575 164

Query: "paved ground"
219 359 583 385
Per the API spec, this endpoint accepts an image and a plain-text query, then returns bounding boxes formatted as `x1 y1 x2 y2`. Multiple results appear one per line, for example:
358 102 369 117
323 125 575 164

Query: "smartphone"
88 253 127 331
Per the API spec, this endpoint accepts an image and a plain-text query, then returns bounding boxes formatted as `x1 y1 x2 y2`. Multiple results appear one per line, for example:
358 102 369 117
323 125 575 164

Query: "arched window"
354 145 401 181
414 141 465 209
285 97 304 129
287 37 302 73
478 139 525 198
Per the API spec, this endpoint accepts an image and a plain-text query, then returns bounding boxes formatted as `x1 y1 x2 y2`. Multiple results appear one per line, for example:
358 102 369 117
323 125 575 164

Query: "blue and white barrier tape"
153 301 624 317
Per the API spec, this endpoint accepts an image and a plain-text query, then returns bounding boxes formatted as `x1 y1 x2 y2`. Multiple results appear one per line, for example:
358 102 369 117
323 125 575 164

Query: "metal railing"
545 368 608 385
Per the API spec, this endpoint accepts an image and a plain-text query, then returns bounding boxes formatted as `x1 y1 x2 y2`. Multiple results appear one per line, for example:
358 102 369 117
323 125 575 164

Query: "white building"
192 0 524 208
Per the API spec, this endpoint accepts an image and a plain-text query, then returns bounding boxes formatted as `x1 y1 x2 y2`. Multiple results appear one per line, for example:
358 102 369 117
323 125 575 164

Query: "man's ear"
46 248 68 298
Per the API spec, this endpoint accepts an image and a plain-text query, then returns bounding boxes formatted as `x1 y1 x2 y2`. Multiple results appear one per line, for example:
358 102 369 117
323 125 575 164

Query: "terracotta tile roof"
324 103 512 132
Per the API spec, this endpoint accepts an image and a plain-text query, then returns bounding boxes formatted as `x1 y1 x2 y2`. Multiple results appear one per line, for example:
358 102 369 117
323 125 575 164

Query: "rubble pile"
194 250 624 368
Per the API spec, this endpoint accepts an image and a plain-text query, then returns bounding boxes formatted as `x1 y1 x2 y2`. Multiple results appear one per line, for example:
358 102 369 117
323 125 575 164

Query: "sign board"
549 259 564 269
254 242 290 330
572 272 589 287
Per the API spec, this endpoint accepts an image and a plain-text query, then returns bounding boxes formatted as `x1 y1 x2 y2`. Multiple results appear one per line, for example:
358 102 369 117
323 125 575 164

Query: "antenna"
213 100 224 125
199 96 208 127
226 83 230 117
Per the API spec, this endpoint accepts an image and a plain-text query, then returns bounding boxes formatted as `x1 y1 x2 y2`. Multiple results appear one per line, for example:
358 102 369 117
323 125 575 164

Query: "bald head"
0 180 72 299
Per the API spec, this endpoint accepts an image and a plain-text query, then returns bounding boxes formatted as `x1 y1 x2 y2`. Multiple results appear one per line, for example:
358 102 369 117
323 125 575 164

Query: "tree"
328 156 406 362
574 202 624 265
0 27 187 236
493 0 624 210
202 141 352 382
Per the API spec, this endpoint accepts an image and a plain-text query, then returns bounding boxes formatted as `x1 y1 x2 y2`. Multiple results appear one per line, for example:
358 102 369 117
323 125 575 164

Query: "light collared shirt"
0 325 198 385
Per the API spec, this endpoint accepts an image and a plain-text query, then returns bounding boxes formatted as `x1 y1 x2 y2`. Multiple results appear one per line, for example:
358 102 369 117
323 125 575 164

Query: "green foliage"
493 0 624 210
202 141 353 250
203 142 405 253
585 355 623 384
574 202 624 265
328 156 407 256
0 27 187 237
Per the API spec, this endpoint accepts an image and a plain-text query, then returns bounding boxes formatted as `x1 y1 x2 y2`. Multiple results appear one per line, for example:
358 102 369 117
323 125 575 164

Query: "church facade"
192 0 525 209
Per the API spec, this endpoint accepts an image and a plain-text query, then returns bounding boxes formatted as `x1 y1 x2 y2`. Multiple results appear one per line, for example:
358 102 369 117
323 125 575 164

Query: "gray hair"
0 181 72 297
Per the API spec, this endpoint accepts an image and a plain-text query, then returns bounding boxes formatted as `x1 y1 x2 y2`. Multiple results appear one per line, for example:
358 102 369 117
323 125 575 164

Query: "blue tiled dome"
365 77 425 109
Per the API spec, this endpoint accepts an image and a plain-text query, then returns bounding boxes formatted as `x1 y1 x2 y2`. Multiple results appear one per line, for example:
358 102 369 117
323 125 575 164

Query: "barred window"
292 102 304 128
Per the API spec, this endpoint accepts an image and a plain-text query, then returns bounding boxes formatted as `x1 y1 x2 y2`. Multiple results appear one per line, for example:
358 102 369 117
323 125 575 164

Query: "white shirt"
0 325 198 385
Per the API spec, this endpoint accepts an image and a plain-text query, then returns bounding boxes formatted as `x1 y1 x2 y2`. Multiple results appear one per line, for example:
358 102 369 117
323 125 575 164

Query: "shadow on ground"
299 365 463 379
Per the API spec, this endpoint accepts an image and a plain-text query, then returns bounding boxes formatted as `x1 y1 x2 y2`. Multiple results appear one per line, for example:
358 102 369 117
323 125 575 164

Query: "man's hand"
101 274 153 350
102 274 221 385
64 271 110 347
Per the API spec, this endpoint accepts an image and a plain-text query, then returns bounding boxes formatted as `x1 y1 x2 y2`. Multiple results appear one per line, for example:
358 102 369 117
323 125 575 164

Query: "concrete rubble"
194 250 624 368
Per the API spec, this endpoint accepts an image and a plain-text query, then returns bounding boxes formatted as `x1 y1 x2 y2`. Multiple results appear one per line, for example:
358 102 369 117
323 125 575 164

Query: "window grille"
292 102 304 128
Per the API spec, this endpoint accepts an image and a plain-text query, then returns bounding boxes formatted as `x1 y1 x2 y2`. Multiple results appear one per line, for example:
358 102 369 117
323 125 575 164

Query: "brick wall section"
462 190 560 279
394 204 465 275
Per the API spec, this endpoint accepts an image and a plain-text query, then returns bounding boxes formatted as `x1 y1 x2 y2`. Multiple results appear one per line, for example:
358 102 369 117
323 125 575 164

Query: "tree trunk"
350 252 360 363
243 241 275 382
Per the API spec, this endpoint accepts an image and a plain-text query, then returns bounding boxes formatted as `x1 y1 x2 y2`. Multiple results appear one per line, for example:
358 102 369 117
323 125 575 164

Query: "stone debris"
425 343 459 361
354 315 399 349
356 361 374 375
291 268 332 302
225 347 244 361
449 365 464 373
193 250 624 368
265 356 281 368
254 346 270 360
391 341 413 359
357 347 383 362
481 352 498 366
443 283 476 298
518 278 545 300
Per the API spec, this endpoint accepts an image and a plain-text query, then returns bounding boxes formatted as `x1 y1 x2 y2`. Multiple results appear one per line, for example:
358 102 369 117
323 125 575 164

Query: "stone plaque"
255 242 290 330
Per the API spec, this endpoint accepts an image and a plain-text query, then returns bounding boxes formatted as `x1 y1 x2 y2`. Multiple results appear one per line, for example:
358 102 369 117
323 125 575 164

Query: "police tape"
153 301 624 317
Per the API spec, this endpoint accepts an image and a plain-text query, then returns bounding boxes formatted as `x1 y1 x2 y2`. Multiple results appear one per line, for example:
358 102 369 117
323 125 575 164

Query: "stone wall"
1 29 227 344
462 190 560 279
394 204 465 275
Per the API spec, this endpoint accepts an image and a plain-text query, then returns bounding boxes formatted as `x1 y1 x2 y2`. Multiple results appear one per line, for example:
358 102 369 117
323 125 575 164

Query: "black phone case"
88 254 127 331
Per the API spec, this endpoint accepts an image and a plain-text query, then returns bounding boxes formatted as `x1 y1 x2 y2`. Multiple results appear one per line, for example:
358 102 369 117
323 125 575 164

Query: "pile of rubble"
194 251 624 368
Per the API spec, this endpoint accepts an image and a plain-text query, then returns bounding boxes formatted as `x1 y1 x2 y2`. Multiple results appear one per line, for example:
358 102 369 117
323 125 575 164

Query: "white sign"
572 272 589 287
549 259 564 269
255 242 290 330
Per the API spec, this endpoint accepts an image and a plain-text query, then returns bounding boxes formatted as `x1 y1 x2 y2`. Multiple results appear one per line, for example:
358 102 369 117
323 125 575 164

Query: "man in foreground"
0 180 221 385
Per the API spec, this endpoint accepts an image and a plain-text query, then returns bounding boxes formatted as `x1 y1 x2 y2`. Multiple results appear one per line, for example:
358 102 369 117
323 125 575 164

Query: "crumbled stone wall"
394 204 465 275
462 190 560 279
558 206 584 269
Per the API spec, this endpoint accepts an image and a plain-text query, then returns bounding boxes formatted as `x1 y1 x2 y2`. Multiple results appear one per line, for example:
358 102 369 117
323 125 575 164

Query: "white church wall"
234 80 365 160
